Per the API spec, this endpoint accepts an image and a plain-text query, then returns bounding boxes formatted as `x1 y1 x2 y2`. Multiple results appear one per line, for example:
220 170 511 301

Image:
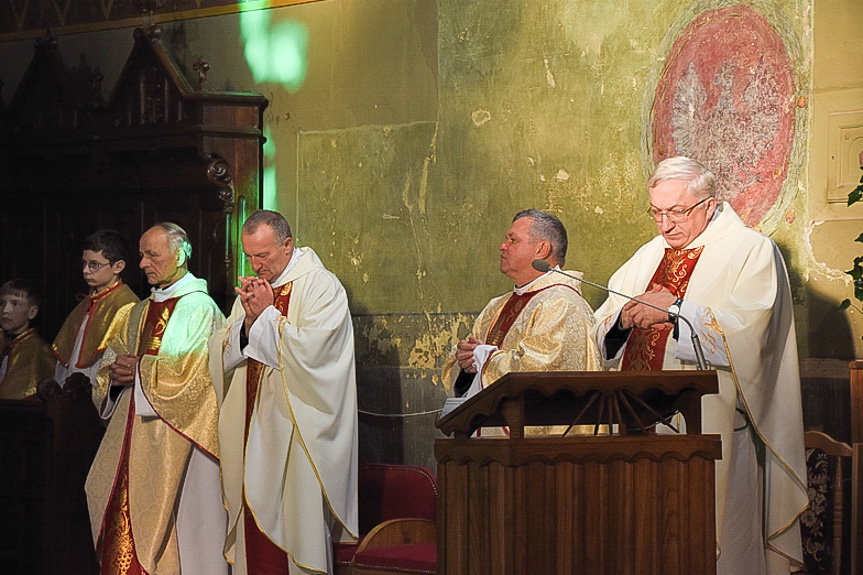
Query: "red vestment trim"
99 395 146 575
137 298 180 357
484 283 576 347
621 247 703 372
243 282 293 573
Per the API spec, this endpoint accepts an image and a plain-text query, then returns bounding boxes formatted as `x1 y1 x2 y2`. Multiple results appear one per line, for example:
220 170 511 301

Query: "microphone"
531 259 708 370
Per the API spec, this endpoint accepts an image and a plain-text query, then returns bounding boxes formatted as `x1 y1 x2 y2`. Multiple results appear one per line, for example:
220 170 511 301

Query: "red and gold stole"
99 297 180 575
243 282 293 572
99 398 144 575
485 284 570 347
137 299 180 356
620 247 703 372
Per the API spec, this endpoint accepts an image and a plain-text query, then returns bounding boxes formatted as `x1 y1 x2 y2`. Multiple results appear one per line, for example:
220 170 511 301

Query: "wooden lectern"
434 370 721 575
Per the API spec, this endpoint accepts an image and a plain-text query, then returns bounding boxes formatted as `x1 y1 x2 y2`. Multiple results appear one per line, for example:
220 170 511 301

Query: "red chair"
335 463 437 575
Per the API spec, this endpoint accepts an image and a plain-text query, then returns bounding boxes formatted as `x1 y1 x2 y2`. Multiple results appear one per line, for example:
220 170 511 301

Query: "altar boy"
53 230 139 386
0 278 54 399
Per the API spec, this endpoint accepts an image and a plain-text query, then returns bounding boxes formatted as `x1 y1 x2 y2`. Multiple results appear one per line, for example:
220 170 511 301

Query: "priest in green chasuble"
592 156 807 575
85 223 227 575
442 209 601 400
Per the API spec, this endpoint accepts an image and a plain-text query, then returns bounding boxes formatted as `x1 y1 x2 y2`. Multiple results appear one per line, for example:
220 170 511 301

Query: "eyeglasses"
646 197 711 223
82 260 111 272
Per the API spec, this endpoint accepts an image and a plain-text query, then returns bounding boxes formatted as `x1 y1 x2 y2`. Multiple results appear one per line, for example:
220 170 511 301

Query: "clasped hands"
455 336 483 373
109 354 139 387
619 283 677 330
236 276 275 331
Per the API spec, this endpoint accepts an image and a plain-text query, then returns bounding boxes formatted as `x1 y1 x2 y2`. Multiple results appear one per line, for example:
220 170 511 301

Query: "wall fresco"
651 4 797 227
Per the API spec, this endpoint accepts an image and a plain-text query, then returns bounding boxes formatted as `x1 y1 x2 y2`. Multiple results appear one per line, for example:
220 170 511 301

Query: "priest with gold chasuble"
592 156 807 575
85 223 228 575
210 210 358 575
442 209 600 400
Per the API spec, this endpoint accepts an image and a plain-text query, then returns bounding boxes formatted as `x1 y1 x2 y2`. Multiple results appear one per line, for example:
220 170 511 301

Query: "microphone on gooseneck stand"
531 259 708 370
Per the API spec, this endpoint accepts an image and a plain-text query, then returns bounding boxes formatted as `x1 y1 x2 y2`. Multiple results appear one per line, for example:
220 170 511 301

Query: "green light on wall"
262 126 276 161
263 166 278 211
239 6 308 219
239 7 309 92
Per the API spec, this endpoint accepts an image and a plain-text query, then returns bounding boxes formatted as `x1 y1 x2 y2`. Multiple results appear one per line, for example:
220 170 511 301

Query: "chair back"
357 464 437 535
801 430 856 575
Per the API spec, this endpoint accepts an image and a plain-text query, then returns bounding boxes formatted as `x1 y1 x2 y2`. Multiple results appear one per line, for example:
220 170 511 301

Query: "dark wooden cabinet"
0 26 268 338
0 378 105 575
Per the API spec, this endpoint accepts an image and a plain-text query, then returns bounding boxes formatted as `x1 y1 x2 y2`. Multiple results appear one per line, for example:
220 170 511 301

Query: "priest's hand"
455 336 483 373
109 354 139 387
620 283 676 329
237 277 275 332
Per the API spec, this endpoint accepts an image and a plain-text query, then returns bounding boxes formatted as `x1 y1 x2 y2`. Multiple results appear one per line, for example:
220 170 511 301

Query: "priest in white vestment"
210 209 358 575
442 209 600 399
592 156 807 575
86 223 228 575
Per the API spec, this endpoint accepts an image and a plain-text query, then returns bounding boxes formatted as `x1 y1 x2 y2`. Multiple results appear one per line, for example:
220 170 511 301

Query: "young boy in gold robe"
0 278 54 399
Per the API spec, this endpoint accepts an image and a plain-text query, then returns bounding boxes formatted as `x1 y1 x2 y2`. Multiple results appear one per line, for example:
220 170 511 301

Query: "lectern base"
435 434 721 575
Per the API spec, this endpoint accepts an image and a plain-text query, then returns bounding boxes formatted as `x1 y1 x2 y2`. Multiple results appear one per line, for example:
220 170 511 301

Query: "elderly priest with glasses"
592 156 807 575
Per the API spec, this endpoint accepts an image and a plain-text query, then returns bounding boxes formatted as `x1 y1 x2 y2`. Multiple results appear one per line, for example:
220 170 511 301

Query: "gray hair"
513 209 568 266
153 222 192 262
243 210 292 243
647 156 716 200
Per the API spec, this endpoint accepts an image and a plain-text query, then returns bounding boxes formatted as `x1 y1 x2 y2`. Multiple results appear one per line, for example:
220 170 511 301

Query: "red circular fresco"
652 4 796 226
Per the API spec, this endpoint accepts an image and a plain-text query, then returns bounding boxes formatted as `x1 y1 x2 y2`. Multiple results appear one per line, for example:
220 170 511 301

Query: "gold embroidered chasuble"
86 277 224 575
52 282 139 368
210 246 358 575
442 270 601 396
592 203 808 573
98 298 178 575
0 328 54 399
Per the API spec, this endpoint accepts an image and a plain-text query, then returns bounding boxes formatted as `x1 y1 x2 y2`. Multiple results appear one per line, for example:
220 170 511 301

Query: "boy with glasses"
52 229 139 387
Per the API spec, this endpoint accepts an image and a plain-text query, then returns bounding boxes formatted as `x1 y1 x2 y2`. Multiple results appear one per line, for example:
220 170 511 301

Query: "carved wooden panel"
0 26 267 338
436 435 720 575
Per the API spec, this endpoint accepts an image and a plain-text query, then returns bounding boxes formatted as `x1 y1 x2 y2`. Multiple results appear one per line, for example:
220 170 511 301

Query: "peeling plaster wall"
805 0 863 360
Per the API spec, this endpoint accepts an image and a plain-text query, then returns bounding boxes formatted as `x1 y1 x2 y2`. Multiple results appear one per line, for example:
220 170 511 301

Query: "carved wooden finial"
205 153 235 214
36 26 58 49
90 67 104 94
140 0 164 15
193 57 210 92
144 23 162 43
